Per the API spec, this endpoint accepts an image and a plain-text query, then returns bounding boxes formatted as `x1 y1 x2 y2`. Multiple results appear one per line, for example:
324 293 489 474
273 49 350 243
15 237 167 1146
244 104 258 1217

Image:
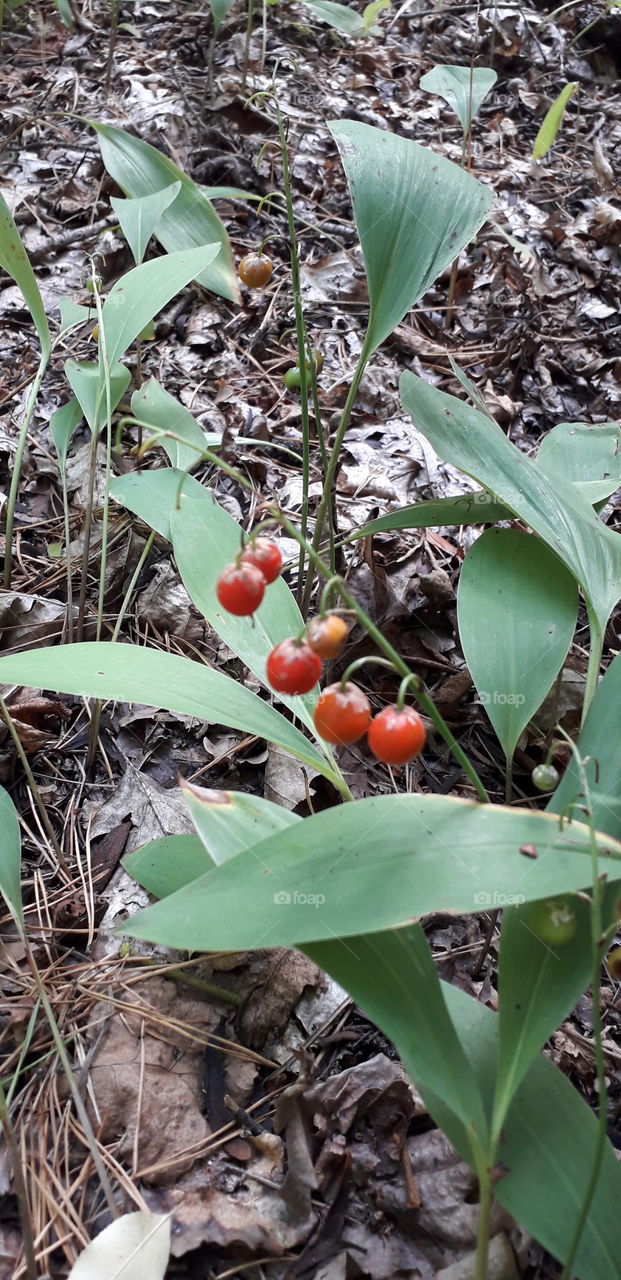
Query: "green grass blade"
0 786 23 926
533 82 578 160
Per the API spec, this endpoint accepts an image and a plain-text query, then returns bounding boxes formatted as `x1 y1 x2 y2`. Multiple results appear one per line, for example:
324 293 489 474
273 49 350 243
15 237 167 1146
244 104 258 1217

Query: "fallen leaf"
67 1211 170 1280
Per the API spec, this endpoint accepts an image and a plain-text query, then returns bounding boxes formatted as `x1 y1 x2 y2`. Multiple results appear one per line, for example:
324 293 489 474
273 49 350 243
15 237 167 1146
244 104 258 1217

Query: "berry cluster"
216 564 427 766
216 538 283 617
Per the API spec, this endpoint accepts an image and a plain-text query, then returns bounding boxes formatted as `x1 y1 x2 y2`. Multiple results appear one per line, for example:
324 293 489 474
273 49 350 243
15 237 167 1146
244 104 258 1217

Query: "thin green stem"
340 656 397 688
474 1162 494 1280
301 347 369 615
61 470 74 642
4 354 48 590
0 1078 36 1280
556 733 608 1280
582 608 603 726
272 96 313 609
111 531 156 642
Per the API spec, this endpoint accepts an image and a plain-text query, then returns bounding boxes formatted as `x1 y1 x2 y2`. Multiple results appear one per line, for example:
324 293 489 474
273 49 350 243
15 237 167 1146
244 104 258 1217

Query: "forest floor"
1 0 620 1275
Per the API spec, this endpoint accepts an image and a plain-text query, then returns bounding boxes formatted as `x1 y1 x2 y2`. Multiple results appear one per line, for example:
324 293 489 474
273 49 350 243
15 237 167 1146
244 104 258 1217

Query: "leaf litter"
1 0 620 1275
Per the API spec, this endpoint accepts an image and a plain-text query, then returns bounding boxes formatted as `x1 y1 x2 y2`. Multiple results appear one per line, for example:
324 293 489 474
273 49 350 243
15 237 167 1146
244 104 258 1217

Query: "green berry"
284 367 302 389
532 763 559 792
524 897 577 946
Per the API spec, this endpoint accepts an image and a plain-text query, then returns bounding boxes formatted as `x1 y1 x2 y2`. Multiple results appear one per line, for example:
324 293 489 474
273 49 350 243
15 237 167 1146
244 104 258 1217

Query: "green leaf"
120 794 621 951
50 400 84 473
181 782 299 866
0 191 50 358
64 360 131 432
348 491 511 539
549 649 621 841
54 0 74 27
0 785 23 926
307 927 488 1145
101 245 220 369
537 421 621 505
58 298 92 333
169 474 318 731
90 121 240 304
211 0 237 26
131 379 220 472
110 182 182 265
444 983 621 1280
400 372 621 635
533 82 578 161
494 896 592 1132
362 0 389 31
329 121 494 356
111 468 177 540
420 65 497 135
126 787 298 893
457 529 578 762
124 834 212 898
0 643 332 781
302 0 366 32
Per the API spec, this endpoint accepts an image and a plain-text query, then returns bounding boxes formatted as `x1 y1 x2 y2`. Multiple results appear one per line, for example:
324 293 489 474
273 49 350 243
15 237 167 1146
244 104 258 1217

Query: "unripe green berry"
532 763 559 792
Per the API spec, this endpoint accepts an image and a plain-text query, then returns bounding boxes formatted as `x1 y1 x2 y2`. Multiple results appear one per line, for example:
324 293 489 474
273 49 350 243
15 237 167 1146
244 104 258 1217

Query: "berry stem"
396 673 423 711
339 656 397 691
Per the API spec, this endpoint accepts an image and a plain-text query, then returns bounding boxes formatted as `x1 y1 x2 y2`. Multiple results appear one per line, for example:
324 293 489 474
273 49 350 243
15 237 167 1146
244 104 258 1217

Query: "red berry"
314 682 371 745
238 253 273 288
367 705 426 765
266 638 322 695
306 614 349 660
216 562 265 616
241 537 283 584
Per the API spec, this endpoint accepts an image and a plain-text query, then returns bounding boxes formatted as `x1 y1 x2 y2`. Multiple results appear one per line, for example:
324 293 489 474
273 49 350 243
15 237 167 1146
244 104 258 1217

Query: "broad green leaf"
101 245 220 368
549 649 621 841
0 192 50 358
131 379 220 472
54 0 74 27
0 643 333 781
0 785 23 926
211 0 237 27
111 468 179 540
400 372 621 634
126 788 298 892
124 834 211 898
538 421 621 505
448 355 496 420
494 896 591 1132
349 491 511 539
68 1211 170 1280
533 82 578 161
420 65 497 135
307 927 488 1145
362 0 389 31
441 984 621 1280
90 121 240 304
302 0 366 32
64 360 131 432
169 475 318 731
58 298 92 333
120 794 621 951
50 400 83 472
181 782 299 866
110 182 182 265
457 529 578 761
329 121 494 356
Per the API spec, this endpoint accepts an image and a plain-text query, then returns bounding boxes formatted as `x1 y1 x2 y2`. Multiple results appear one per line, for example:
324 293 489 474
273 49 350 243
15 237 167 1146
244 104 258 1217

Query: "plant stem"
0 1078 36 1280
301 347 369 615
272 95 313 610
4 355 48 590
582 608 603 726
474 1163 494 1280
111 531 156 642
